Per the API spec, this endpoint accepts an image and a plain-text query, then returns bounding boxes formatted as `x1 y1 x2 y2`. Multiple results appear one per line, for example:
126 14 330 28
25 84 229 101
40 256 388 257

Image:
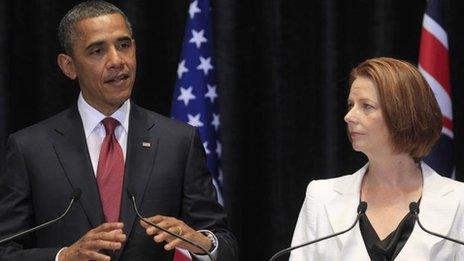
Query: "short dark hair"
58 1 132 54
349 57 442 159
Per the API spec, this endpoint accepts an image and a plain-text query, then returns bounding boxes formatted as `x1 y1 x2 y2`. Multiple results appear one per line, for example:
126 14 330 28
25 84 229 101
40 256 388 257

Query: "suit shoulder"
136 106 196 137
9 108 71 142
305 174 355 202
436 174 464 195
422 162 464 194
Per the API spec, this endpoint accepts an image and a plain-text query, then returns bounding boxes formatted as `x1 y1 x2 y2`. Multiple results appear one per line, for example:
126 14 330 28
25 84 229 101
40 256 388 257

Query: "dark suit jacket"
0 104 238 260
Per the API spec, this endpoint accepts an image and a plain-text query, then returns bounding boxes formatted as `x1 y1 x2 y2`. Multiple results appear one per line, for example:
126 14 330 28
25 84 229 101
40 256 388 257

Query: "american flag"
171 0 222 259
418 0 454 177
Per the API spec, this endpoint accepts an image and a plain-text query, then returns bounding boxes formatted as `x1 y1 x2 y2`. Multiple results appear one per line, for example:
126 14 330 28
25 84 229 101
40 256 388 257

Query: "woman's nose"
344 108 357 124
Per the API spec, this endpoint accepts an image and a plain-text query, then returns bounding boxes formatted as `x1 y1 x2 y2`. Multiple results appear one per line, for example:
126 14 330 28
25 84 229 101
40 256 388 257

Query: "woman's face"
344 77 392 156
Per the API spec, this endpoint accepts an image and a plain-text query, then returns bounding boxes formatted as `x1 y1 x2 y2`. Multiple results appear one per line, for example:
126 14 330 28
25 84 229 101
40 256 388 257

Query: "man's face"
59 13 136 115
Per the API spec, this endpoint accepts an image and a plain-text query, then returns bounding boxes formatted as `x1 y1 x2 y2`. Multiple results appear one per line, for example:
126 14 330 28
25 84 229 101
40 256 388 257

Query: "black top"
359 203 419 261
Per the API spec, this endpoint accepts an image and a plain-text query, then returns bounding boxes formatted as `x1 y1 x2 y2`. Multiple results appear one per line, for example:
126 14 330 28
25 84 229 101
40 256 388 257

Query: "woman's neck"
364 153 422 188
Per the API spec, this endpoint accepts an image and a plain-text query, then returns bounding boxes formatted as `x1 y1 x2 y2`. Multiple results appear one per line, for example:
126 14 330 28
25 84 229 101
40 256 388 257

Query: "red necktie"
97 117 125 222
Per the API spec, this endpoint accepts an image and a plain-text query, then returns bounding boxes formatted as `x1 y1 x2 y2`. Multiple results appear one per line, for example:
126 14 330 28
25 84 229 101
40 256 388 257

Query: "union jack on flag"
170 0 223 259
419 0 454 177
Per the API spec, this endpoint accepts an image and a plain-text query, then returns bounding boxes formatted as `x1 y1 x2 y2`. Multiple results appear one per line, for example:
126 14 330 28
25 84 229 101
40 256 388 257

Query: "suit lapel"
324 164 369 259
396 162 460 260
51 107 105 228
117 104 159 258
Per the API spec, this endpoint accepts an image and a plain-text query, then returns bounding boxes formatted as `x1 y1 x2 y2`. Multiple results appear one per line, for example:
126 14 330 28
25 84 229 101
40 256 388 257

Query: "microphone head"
127 187 136 198
71 188 82 201
358 201 368 214
409 202 419 214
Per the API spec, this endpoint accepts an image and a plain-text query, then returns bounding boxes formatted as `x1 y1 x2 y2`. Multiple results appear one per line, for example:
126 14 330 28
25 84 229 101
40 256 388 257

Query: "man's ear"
57 53 77 80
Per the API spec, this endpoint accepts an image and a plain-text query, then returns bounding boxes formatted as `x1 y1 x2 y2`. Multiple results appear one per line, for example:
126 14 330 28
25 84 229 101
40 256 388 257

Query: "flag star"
177 86 196 106
189 29 208 49
177 60 189 79
189 0 201 19
211 114 220 131
203 141 211 154
187 113 204 127
197 56 213 75
205 84 218 103
215 141 222 157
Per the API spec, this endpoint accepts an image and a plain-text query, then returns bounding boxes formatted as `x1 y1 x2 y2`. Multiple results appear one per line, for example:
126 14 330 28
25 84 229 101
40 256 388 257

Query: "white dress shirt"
78 93 129 175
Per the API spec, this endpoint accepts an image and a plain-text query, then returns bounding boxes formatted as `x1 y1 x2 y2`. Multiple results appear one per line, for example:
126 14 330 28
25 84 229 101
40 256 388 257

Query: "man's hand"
58 222 126 261
140 215 212 254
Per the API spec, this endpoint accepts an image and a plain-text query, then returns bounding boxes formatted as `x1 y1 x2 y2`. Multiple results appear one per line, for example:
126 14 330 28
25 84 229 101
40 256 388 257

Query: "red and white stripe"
419 13 453 138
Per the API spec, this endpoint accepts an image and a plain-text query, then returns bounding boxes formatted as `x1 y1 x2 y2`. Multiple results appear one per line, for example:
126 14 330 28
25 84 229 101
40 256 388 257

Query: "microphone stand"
0 189 81 245
268 202 367 261
128 191 215 261
410 202 464 245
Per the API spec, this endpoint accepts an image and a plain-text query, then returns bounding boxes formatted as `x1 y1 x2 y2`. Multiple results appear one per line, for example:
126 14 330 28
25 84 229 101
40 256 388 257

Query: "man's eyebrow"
84 36 133 51
116 36 133 42
85 41 104 52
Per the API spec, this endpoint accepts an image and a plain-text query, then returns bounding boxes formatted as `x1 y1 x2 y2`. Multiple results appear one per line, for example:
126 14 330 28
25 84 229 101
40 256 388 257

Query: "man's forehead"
74 13 131 39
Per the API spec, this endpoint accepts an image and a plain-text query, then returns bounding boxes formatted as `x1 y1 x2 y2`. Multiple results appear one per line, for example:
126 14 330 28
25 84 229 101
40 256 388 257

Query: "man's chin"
107 87 132 100
110 96 131 107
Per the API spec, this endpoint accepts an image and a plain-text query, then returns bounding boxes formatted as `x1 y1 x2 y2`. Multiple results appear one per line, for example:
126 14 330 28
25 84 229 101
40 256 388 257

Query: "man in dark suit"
0 1 237 260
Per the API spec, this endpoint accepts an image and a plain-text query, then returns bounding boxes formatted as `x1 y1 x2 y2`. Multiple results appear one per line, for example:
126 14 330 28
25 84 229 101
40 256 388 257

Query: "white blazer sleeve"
289 180 321 261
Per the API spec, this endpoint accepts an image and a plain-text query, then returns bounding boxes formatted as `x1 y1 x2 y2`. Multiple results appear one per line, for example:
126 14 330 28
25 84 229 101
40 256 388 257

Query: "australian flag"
171 0 224 203
419 0 454 177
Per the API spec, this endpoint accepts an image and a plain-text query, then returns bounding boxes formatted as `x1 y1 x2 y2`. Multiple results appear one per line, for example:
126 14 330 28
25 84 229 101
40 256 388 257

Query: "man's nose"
107 47 124 69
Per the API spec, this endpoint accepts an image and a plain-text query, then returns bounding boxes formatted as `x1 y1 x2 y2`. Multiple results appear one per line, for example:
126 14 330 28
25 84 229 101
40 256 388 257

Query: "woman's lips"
350 132 364 138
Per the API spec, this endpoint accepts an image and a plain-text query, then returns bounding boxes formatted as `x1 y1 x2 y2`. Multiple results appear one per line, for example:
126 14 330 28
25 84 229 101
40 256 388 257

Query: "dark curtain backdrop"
1 0 464 259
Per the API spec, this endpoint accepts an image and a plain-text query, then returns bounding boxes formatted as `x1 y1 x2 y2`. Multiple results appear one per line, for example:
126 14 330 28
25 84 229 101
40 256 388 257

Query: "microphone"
127 188 215 261
409 202 464 245
0 188 82 245
268 201 368 261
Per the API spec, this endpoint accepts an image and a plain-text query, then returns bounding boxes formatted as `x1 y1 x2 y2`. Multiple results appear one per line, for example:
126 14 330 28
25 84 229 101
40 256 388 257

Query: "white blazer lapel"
324 164 371 260
396 162 460 260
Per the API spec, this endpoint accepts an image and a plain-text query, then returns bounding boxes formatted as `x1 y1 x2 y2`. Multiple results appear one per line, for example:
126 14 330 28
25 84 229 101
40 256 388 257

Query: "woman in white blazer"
290 57 464 261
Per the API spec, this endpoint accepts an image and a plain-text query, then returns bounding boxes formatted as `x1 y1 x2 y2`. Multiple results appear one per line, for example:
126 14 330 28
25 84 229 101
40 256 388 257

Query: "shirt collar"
77 92 130 138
